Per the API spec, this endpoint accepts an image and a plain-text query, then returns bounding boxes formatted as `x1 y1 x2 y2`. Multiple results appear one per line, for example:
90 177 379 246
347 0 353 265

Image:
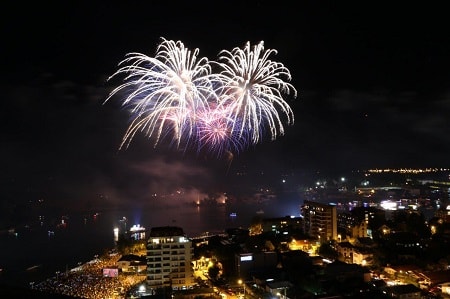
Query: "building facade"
146 226 195 291
235 252 278 279
301 200 337 241
261 216 303 235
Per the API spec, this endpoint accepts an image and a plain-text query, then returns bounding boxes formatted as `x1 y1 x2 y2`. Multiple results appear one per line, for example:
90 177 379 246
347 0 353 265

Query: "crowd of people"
30 253 146 298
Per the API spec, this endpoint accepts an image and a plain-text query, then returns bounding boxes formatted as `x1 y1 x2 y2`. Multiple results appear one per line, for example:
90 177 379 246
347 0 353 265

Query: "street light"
238 279 245 299
276 287 287 299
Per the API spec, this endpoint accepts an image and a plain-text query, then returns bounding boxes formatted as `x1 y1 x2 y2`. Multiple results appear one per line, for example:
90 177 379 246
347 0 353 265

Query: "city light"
238 279 246 299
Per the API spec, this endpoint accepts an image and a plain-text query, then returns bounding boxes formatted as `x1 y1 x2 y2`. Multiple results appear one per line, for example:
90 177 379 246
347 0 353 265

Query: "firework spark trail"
195 106 249 158
105 38 219 149
105 38 297 157
214 41 297 144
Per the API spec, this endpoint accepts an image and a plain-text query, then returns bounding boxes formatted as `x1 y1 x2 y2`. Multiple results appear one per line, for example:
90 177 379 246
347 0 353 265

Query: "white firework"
214 41 297 144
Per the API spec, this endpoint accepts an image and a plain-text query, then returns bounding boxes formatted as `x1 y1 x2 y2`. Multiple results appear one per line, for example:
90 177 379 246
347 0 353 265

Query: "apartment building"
146 226 195 291
301 200 337 241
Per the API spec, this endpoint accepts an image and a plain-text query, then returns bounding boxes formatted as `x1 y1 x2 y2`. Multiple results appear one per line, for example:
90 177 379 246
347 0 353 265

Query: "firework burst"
105 38 220 149
105 38 297 157
195 105 249 158
214 41 297 144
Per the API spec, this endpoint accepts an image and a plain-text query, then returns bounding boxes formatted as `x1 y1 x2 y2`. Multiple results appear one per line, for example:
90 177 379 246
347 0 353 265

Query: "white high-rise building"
146 226 195 291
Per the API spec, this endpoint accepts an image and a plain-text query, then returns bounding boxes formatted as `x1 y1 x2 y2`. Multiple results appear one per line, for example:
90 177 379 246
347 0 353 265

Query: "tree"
318 242 338 260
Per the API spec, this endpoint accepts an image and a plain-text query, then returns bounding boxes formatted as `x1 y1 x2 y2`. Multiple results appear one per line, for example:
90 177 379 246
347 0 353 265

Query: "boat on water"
26 265 41 271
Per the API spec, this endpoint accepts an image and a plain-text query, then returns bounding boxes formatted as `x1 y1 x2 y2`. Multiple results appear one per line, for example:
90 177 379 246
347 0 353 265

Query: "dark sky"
2 1 450 205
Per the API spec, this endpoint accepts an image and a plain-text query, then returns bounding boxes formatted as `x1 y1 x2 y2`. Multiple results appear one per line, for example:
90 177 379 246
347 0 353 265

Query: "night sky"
2 2 450 206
